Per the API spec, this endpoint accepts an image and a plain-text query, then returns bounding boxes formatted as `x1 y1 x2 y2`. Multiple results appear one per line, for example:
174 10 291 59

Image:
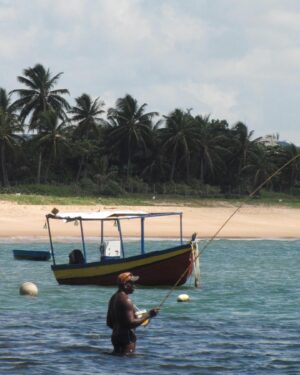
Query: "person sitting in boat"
106 272 159 355
68 249 85 264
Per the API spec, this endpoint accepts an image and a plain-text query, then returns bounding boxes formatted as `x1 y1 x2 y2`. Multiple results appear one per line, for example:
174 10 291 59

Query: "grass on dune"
1 190 300 208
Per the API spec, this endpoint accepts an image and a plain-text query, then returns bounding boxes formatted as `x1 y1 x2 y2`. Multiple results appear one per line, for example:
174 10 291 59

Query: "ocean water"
0 239 300 375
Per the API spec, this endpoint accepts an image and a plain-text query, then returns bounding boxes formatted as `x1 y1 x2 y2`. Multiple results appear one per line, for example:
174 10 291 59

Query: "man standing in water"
106 272 159 355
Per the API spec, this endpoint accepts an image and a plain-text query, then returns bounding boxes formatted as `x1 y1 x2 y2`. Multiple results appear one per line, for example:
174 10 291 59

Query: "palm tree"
192 115 230 185
34 110 71 181
69 93 105 181
141 120 169 183
193 115 230 184
10 63 70 182
107 94 158 179
242 143 277 193
69 93 105 139
10 63 70 125
0 88 23 186
159 109 199 181
229 122 261 187
276 143 300 191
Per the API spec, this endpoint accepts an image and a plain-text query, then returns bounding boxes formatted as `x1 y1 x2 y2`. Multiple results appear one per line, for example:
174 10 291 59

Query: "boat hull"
13 249 51 261
51 244 194 286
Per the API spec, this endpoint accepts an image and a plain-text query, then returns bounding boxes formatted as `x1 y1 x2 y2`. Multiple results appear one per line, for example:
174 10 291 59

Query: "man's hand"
149 307 160 318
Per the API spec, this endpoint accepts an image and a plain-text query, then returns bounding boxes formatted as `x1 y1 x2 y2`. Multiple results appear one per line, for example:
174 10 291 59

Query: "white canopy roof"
50 210 148 221
47 210 182 221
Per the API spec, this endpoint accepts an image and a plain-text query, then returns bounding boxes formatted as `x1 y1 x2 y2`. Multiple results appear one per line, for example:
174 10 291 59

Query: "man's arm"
124 298 159 328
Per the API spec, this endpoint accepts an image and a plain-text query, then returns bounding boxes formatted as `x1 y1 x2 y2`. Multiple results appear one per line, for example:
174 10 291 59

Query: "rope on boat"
157 153 300 310
192 241 200 287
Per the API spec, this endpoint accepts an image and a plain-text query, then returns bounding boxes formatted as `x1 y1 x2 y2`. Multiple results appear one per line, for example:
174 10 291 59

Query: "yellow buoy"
19 282 38 297
177 293 190 302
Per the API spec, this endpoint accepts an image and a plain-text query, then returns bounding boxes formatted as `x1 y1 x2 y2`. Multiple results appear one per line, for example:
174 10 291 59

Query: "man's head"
117 272 139 294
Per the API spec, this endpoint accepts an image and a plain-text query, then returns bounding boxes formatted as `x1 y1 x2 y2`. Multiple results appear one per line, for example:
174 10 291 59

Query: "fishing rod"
157 153 300 310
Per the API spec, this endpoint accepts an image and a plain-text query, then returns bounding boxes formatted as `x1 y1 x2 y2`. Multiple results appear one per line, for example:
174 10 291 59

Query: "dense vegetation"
1 63 300 198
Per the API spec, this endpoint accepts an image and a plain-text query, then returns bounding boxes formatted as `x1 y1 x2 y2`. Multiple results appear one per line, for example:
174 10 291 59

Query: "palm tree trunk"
127 144 131 180
200 158 204 184
36 151 42 184
127 158 131 180
169 151 176 181
44 156 52 182
0 142 9 187
76 155 85 182
186 155 190 182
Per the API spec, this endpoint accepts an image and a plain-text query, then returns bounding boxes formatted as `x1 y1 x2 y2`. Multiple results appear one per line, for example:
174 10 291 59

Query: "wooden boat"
13 249 51 261
46 210 200 286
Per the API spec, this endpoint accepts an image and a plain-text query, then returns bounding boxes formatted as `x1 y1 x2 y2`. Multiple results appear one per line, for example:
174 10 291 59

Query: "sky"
1 0 300 144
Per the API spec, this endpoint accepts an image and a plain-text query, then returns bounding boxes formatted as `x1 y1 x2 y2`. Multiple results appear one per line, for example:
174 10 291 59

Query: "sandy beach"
1 200 300 240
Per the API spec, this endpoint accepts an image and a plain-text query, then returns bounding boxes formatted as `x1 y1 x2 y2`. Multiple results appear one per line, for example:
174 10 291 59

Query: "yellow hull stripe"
54 246 191 280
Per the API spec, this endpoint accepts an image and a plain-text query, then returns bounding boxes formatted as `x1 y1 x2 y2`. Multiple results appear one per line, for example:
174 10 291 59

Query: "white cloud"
129 81 238 124
268 9 300 31
92 0 152 50
0 5 16 21
1 0 300 143
186 83 238 120
0 26 38 60
48 0 85 19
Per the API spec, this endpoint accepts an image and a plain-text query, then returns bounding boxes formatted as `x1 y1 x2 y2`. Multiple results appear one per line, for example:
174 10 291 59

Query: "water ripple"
1 240 300 374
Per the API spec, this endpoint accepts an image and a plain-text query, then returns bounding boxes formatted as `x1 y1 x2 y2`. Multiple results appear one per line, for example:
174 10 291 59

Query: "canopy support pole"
47 217 56 265
79 219 87 262
180 213 183 244
101 220 104 243
117 220 125 258
141 217 145 254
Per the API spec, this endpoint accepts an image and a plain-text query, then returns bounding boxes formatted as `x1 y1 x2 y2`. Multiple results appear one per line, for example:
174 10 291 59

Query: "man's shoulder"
114 291 133 306
110 290 125 301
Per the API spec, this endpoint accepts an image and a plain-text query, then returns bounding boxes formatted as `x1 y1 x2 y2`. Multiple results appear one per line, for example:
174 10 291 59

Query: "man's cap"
117 272 139 285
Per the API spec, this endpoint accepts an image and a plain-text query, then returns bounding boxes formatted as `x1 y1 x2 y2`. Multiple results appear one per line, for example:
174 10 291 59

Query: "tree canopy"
1 63 299 197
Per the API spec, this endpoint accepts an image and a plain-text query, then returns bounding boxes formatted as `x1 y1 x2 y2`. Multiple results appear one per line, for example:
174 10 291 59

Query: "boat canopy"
46 210 182 221
46 210 184 264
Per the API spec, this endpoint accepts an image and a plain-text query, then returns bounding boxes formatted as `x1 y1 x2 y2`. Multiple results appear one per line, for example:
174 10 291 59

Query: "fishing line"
157 153 300 310
198 152 300 257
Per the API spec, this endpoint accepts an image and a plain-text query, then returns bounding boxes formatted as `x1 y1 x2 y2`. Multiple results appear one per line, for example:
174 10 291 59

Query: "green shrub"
79 178 98 194
99 180 127 196
123 177 149 193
